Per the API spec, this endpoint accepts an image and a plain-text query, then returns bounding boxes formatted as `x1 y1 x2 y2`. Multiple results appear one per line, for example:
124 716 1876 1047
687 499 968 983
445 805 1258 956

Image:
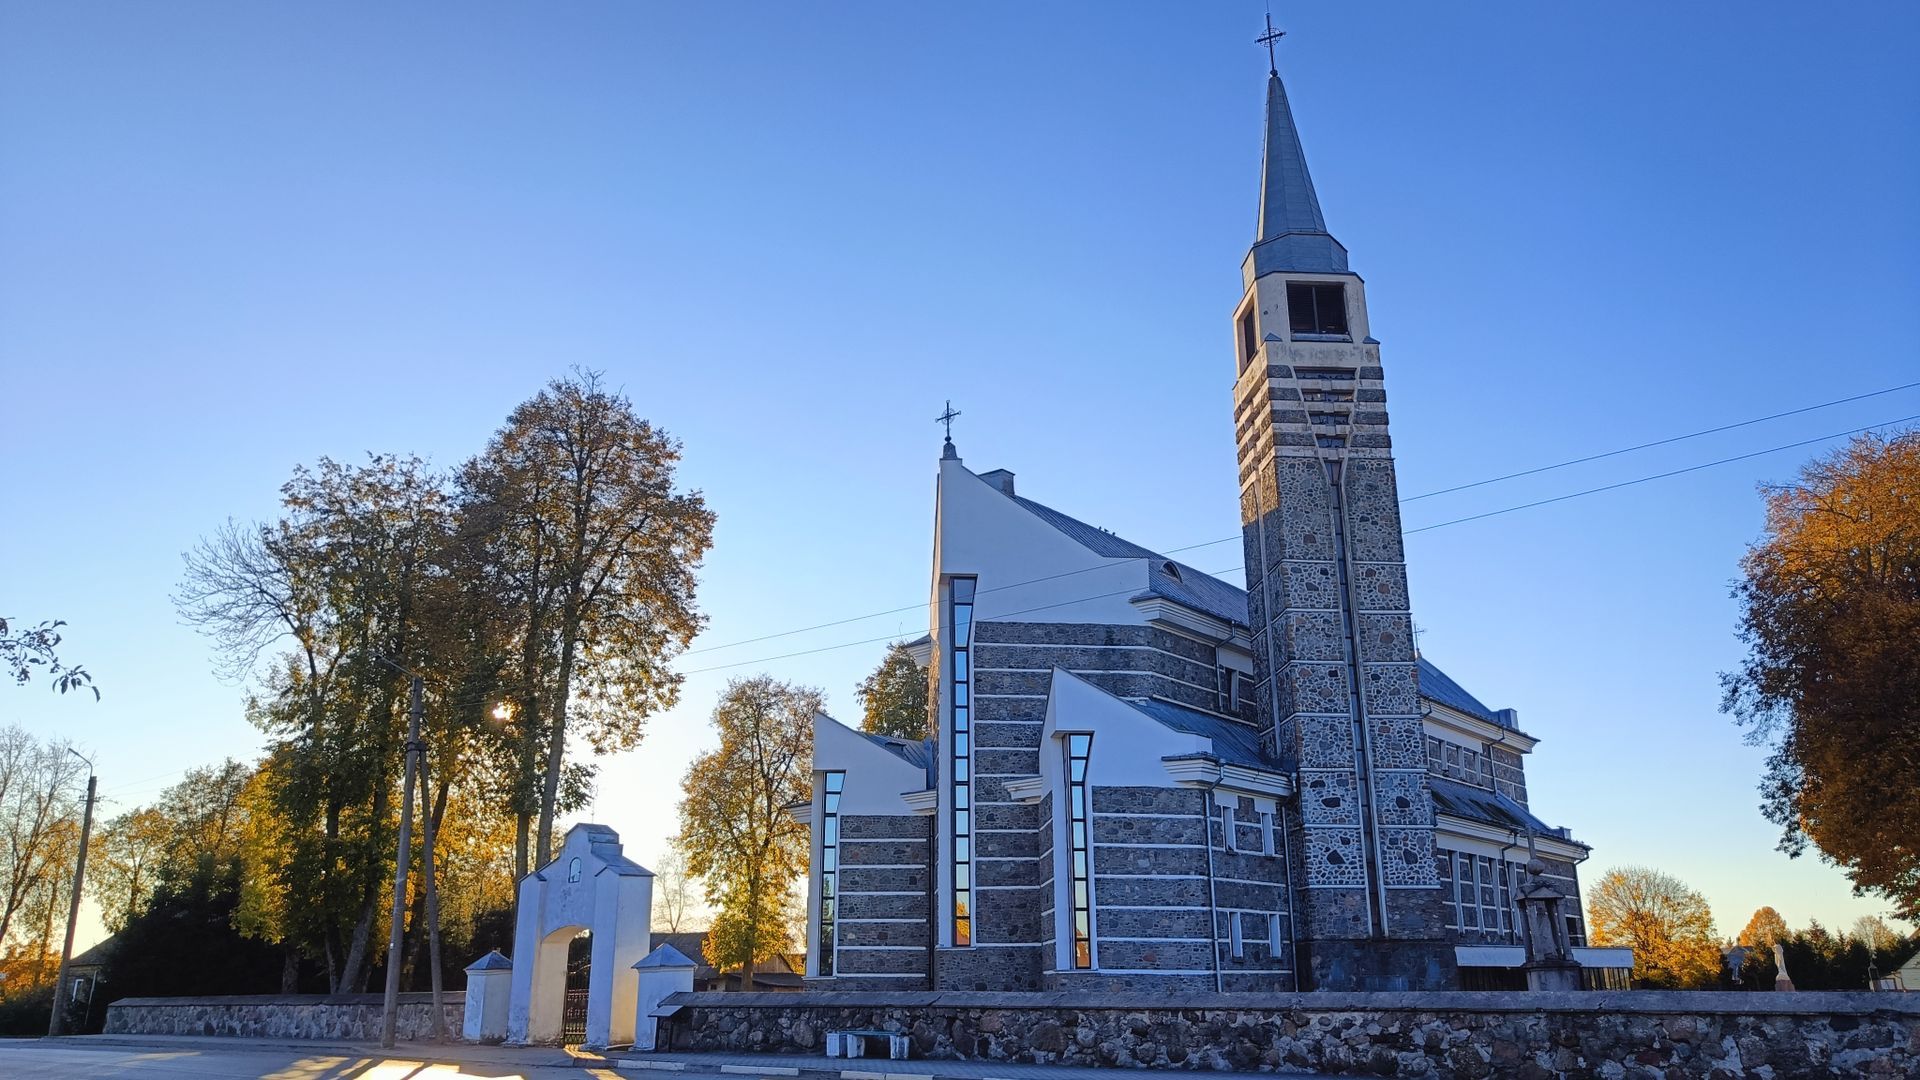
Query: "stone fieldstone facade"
663 990 1920 1078
105 993 464 1041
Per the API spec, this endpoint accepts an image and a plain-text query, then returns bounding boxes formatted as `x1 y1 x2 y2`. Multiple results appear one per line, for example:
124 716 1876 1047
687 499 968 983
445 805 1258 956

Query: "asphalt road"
0 1041 637 1079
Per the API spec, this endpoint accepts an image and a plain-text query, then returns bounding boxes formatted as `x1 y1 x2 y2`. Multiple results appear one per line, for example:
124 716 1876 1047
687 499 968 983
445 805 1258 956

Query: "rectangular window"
819 771 845 976
1229 912 1245 960
1437 850 1456 930
1286 281 1349 336
1221 803 1238 853
1268 912 1284 958
1478 855 1499 934
949 576 977 947
1237 304 1259 371
1065 733 1094 969
1498 862 1515 939
1260 811 1276 857
1456 852 1478 929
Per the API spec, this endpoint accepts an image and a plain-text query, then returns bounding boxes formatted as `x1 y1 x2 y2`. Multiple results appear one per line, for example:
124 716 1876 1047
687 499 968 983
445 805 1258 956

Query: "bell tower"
1232 43 1454 989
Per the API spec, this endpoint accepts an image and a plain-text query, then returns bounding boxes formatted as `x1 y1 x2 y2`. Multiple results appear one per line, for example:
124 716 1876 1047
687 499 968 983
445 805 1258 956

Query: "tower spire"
1248 20 1349 278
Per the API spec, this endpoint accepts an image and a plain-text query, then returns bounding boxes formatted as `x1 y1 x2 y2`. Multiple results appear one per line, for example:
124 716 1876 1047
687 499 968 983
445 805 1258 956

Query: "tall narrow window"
1236 304 1259 371
1221 803 1238 853
1229 913 1245 960
949 577 977 947
818 771 844 975
1478 855 1499 934
1437 851 1456 930
1286 281 1349 336
1065 733 1093 969
1260 811 1276 856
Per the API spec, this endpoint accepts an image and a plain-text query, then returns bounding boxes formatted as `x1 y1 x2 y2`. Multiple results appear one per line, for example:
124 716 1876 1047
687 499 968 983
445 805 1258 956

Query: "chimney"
978 469 1016 496
1493 707 1519 728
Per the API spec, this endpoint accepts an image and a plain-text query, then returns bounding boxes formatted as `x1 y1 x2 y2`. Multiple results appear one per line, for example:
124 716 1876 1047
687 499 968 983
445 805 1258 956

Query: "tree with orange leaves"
1723 431 1920 920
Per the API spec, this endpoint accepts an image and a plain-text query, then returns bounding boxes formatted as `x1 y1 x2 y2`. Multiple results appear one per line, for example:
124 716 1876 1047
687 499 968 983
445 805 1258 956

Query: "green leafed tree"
856 642 929 740
1722 431 1920 919
676 676 815 991
0 617 95 699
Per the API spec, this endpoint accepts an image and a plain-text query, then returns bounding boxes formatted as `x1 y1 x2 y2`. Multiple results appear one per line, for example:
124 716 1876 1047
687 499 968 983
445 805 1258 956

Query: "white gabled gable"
813 711 928 816
932 456 1149 627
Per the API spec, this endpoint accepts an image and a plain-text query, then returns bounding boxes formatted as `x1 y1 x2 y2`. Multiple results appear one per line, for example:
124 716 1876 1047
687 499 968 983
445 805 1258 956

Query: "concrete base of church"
1296 938 1456 991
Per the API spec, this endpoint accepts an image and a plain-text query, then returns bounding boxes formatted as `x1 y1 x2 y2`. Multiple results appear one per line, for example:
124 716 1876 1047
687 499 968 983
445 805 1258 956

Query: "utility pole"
379 676 424 1049
47 751 97 1037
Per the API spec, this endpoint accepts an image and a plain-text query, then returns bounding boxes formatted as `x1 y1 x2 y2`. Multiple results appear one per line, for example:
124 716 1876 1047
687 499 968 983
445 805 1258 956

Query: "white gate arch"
506 823 653 1048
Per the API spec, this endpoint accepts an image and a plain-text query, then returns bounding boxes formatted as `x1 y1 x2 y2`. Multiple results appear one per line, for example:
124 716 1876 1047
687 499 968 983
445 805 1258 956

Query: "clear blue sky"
3 3 1916 949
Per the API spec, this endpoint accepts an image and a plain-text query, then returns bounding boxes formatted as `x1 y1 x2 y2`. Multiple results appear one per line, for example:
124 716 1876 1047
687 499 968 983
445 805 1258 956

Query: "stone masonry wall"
105 993 464 1041
664 990 1920 1079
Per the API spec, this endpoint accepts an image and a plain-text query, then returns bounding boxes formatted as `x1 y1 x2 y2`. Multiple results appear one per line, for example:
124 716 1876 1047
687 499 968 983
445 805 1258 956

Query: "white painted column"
632 944 697 1052
461 950 513 1042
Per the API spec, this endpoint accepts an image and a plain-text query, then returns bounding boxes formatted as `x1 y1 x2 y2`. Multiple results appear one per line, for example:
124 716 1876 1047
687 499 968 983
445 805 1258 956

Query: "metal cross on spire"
1256 11 1286 77
936 400 961 443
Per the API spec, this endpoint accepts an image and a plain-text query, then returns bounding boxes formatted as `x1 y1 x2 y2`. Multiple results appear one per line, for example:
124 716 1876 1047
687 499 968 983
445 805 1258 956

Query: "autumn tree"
460 370 715 875
857 642 929 740
1586 865 1722 989
178 454 449 993
677 677 815 991
1851 914 1902 956
1722 431 1920 919
88 809 171 933
0 727 84 959
1738 906 1791 950
0 617 96 699
651 841 704 933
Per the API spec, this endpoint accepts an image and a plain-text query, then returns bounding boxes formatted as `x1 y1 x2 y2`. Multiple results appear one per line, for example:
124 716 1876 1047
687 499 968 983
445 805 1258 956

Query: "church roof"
1006 488 1517 732
1416 655 1501 725
1126 697 1274 770
860 730 938 786
1009 494 1248 625
1250 71 1349 276
1428 776 1569 839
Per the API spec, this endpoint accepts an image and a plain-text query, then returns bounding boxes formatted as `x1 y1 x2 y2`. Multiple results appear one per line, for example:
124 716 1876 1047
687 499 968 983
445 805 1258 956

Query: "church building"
800 52 1628 993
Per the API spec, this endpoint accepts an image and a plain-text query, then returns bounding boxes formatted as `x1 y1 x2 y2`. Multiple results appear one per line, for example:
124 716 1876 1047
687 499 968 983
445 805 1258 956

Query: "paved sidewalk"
618 1050 1323 1079
53 1033 611 1069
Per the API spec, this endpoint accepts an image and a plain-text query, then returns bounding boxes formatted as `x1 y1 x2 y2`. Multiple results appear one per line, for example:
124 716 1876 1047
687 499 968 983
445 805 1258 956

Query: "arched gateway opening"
506 825 652 1048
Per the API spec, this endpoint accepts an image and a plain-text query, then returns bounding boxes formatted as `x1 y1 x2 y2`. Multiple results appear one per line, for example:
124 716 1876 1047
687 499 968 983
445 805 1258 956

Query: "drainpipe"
1199 769 1225 993
1280 784 1303 991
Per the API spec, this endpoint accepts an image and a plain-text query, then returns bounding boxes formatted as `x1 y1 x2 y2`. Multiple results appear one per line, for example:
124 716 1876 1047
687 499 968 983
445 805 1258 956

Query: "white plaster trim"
838 918 923 924
835 945 924 952
1099 937 1212 944
1436 814 1587 862
841 864 926 871
1128 597 1251 651
900 790 938 815
1091 811 1203 821
1163 758 1295 799
1003 776 1047 803
839 837 920 844
842 891 925 897
1081 968 1214 976
1425 703 1538 752
974 884 1042 891
1211 875 1288 889
827 972 924 979
1098 904 1199 912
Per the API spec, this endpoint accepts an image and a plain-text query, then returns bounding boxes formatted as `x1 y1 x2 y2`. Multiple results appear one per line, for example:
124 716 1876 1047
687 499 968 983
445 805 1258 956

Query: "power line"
683 380 1920 657
1404 414 1920 534
676 412 1918 676
1402 380 1920 503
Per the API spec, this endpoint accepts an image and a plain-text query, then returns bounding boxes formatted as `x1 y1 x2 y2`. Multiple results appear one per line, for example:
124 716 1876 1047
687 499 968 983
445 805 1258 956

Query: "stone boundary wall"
105 993 465 1041
662 990 1920 1078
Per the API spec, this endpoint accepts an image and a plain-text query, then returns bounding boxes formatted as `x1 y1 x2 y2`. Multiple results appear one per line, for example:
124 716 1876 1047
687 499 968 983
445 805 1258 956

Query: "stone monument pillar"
632 943 698 1052
1517 857 1582 992
1773 942 1796 992
462 950 513 1042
